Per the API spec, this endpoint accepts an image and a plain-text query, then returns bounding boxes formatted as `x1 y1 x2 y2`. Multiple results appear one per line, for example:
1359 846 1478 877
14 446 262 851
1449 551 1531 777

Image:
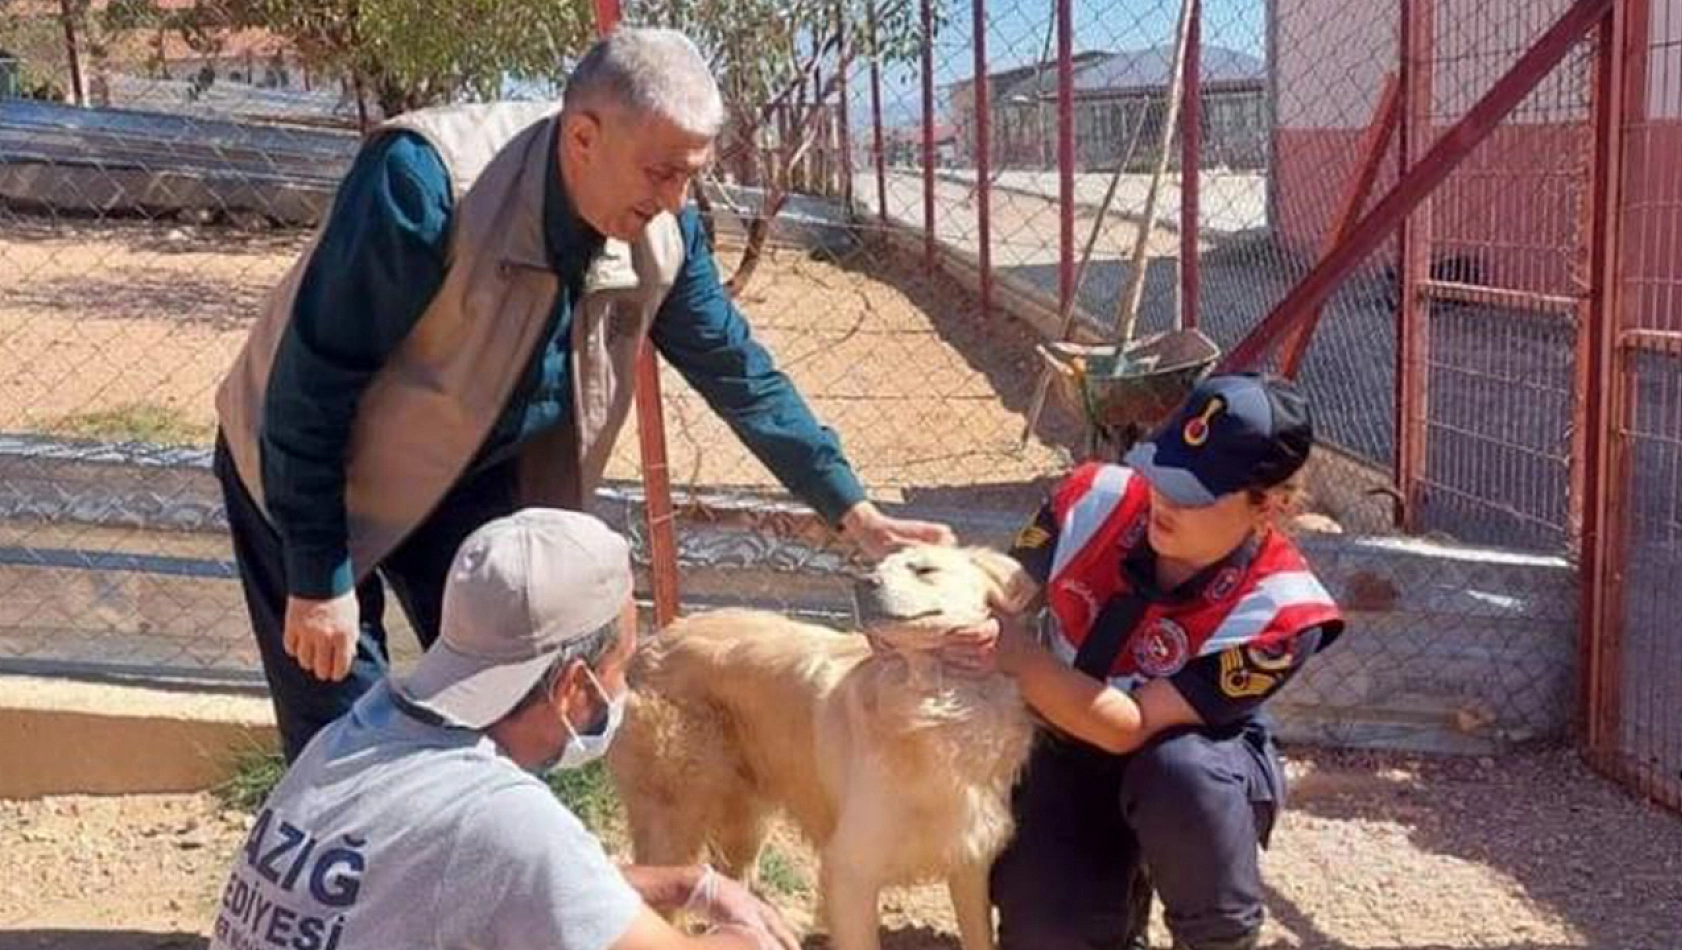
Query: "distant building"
949 45 1268 171
884 122 958 168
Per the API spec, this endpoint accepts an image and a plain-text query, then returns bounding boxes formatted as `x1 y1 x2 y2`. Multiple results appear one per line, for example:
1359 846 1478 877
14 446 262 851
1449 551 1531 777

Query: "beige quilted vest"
216 102 685 581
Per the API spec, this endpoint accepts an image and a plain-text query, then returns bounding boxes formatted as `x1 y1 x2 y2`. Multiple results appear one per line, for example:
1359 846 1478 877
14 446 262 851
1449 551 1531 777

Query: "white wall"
1272 0 1682 130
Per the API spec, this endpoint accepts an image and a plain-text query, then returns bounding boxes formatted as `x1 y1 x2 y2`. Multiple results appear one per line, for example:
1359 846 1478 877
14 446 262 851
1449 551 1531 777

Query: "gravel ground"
3 746 1678 950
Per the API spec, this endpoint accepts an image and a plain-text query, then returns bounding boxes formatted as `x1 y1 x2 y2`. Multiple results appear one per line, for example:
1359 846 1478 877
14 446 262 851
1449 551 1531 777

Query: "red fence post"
1394 0 1433 533
594 0 681 628
922 0 937 269
868 0 888 223
1577 0 1640 792
974 0 992 319
1057 0 1075 314
1180 0 1201 329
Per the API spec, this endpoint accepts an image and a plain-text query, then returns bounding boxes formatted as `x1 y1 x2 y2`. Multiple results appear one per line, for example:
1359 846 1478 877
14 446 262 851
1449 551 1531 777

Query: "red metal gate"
1583 0 1682 812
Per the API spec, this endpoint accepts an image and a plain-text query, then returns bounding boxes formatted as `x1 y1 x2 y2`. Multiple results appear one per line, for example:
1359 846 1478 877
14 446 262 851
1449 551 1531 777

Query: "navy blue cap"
1122 373 1314 507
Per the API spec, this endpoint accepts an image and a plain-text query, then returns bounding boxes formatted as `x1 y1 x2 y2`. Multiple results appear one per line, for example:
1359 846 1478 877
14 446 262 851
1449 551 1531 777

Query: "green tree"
159 0 593 125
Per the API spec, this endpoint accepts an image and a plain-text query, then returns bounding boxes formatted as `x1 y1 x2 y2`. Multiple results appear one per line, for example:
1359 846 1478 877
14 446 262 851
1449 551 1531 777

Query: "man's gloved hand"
683 865 799 950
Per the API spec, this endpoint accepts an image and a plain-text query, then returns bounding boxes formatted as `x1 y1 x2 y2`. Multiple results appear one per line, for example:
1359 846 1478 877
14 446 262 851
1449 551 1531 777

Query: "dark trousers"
213 435 519 761
991 724 1283 950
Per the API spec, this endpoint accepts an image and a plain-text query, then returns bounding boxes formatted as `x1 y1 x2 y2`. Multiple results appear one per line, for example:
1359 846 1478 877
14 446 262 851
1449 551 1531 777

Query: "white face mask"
548 668 626 773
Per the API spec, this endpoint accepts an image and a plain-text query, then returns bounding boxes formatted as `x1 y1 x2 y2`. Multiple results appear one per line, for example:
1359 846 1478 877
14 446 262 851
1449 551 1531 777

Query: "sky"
869 0 1267 128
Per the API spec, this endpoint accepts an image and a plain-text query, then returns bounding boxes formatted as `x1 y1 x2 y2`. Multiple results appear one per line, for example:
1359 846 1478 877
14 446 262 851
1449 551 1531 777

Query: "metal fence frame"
593 0 1677 810
1 0 1676 808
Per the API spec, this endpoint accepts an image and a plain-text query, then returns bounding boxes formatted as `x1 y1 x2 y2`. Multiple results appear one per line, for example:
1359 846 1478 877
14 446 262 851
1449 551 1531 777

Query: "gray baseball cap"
398 508 633 728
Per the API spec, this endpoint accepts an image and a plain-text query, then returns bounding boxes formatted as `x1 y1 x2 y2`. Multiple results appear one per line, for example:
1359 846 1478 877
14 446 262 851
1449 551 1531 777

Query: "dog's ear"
968 547 1039 614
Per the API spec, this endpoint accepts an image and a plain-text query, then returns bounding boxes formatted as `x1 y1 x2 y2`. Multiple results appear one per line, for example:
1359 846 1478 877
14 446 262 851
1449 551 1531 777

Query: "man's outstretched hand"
840 501 956 561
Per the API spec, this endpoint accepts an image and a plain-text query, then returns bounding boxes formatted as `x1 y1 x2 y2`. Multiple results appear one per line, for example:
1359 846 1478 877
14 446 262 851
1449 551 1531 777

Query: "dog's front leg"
948 863 996 950
818 776 892 950
818 853 883 950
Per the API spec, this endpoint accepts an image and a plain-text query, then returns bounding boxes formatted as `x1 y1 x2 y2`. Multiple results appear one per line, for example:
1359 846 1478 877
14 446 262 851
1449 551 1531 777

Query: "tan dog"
606 545 1038 950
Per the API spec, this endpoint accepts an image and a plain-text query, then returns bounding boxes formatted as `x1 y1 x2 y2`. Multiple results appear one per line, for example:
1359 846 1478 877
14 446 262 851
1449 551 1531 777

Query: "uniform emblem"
1183 396 1225 447
1014 524 1052 550
1132 618 1190 677
1205 567 1242 604
1220 649 1280 697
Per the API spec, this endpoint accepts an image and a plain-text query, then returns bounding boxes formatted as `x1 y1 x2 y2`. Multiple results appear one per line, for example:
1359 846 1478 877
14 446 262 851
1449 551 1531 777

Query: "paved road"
845 166 1606 553
854 167 1268 236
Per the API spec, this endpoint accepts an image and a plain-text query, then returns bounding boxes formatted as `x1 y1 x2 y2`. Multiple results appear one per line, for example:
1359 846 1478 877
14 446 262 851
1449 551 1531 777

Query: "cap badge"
1183 396 1224 447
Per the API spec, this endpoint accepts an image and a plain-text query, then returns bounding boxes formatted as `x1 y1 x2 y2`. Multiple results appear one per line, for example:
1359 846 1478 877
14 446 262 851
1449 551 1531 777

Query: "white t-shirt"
209 680 642 950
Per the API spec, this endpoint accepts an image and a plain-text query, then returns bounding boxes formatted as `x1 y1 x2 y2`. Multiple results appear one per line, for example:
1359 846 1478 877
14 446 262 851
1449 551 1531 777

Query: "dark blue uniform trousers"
214 435 520 761
991 723 1283 950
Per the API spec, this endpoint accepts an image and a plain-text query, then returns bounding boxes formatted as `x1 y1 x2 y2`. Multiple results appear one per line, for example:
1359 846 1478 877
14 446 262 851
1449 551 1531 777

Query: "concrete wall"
0 433 1578 762
0 675 275 798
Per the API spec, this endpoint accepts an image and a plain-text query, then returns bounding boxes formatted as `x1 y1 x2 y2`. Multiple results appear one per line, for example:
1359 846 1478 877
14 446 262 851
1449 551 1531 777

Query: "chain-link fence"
0 0 1661 772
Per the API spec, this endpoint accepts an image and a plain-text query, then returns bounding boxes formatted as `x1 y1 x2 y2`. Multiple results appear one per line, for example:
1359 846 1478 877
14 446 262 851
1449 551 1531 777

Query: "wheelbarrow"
1036 327 1221 461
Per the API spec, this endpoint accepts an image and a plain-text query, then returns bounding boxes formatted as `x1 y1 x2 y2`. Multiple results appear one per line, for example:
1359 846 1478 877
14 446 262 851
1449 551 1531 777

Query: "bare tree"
641 0 934 296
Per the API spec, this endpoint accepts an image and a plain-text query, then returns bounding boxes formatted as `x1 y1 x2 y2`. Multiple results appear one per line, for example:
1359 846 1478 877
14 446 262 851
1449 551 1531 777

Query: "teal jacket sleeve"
259 132 453 598
650 208 867 525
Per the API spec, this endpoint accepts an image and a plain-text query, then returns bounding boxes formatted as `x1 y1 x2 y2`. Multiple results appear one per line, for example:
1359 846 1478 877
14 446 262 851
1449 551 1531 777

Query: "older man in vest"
214 27 953 761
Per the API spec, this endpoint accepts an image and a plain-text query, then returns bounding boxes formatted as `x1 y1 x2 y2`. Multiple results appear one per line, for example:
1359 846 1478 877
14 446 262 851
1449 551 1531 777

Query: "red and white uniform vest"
1041 463 1343 692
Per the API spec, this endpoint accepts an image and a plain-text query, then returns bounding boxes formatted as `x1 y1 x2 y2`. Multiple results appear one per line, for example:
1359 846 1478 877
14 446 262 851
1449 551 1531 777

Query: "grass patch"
210 739 627 832
547 760 625 834
756 844 811 898
52 401 214 447
212 744 287 813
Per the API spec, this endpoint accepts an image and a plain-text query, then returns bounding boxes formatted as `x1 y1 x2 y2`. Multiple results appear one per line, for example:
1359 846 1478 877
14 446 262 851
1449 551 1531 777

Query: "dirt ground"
2 746 1678 950
0 216 1080 508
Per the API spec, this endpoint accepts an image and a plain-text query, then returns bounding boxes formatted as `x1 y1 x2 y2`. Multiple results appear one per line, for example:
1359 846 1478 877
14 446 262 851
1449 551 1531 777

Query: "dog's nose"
857 574 883 590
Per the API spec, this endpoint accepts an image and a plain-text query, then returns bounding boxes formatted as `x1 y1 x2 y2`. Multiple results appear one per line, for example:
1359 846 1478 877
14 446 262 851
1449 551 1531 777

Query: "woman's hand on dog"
690 873 800 950
941 613 1036 677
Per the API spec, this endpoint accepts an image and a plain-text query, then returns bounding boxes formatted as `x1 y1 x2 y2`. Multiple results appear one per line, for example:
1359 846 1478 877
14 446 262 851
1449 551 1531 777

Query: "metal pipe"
1280 73 1402 378
922 0 937 269
1214 0 1614 372
837 2 854 210
868 0 888 223
1619 328 1682 353
594 0 682 628
57 0 85 107
1577 0 1640 787
973 0 993 319
1057 0 1075 314
1394 0 1432 533
1416 278 1577 314
1180 0 1202 329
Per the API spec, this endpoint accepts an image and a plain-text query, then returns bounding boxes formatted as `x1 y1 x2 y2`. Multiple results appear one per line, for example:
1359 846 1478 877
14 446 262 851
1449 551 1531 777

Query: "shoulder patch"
1014 524 1052 550
1219 650 1279 698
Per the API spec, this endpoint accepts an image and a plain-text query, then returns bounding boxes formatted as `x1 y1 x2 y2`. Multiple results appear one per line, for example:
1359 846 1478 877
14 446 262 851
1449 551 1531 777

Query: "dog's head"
853 545 1036 653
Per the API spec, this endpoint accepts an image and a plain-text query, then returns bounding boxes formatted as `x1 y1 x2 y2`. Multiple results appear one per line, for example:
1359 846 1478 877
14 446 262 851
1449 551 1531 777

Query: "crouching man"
208 509 796 950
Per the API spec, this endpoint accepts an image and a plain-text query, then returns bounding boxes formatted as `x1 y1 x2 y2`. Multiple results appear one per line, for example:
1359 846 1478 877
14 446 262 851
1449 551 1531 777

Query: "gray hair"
562 27 725 138
506 616 625 718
